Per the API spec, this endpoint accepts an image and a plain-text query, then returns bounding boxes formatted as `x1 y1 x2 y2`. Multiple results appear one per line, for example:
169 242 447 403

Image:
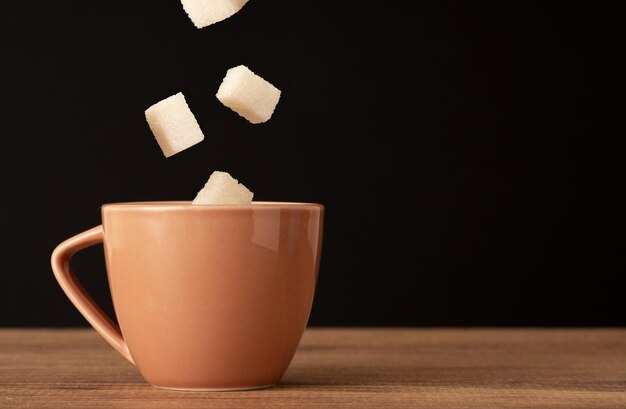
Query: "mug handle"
51 225 134 364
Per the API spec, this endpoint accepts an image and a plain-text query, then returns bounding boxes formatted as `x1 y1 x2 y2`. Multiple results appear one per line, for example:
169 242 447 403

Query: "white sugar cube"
145 92 204 158
192 171 254 205
181 0 249 29
216 65 281 124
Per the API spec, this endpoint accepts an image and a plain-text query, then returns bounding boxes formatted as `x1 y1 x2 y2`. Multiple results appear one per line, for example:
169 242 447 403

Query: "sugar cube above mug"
193 171 253 205
145 93 205 157
216 65 281 124
180 0 249 29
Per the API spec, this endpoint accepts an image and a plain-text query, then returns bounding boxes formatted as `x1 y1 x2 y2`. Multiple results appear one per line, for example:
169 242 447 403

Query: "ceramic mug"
51 202 324 391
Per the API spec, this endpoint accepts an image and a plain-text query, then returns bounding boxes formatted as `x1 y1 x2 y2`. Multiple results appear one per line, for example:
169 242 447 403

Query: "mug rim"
102 201 324 211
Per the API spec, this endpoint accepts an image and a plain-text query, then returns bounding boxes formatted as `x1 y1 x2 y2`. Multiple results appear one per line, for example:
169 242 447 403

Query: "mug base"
151 383 275 392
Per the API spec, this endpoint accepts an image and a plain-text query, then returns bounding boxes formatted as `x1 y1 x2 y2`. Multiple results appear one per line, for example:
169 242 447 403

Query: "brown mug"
51 202 324 391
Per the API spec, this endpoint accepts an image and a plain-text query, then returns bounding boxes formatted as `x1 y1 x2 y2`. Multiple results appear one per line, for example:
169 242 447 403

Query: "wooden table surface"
1 328 625 408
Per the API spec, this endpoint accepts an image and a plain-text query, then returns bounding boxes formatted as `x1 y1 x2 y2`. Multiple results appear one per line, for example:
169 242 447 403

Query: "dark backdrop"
2 1 624 326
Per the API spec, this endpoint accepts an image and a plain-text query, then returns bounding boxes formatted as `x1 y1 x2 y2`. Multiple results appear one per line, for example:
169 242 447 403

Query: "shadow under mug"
51 202 324 391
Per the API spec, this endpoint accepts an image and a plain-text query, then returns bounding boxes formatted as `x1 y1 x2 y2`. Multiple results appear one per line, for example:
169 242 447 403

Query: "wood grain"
1 329 625 408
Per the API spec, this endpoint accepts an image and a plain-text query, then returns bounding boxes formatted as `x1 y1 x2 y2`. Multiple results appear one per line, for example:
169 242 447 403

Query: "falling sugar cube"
193 171 254 205
216 65 281 124
181 0 249 29
145 92 204 158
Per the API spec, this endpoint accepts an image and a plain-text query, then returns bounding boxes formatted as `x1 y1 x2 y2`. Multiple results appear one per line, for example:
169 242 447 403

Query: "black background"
2 2 624 327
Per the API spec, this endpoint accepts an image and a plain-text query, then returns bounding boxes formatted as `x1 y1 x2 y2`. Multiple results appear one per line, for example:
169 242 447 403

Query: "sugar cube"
216 65 281 124
181 0 249 29
192 171 254 205
145 92 204 158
